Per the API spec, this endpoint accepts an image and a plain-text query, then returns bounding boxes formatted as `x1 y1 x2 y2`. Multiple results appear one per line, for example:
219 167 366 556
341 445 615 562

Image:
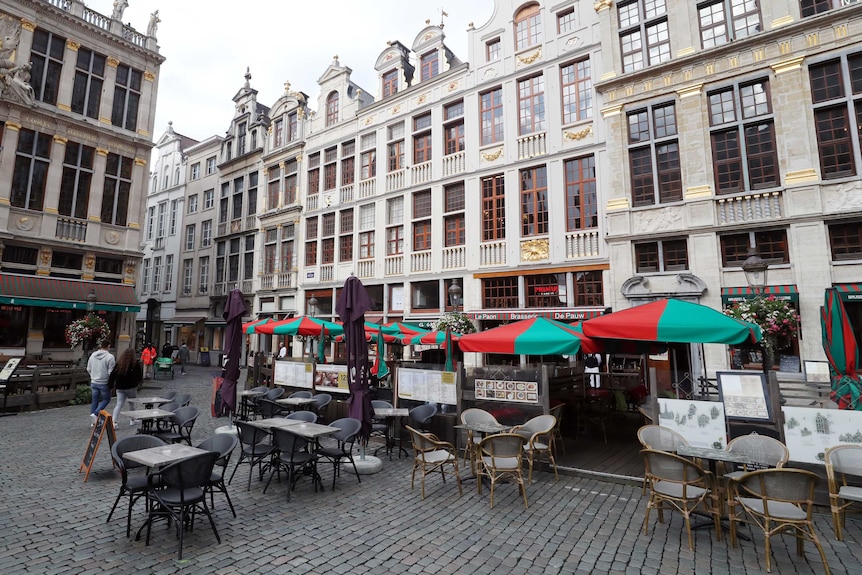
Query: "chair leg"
831 500 843 541
521 480 528 509
106 490 123 524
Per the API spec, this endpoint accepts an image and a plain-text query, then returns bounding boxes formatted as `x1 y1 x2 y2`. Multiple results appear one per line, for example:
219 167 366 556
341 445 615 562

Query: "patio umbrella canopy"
255 315 344 337
580 299 762 345
822 288 862 410
458 317 600 356
380 322 430 337
400 330 461 346
243 318 273 334
335 276 375 442
221 289 249 416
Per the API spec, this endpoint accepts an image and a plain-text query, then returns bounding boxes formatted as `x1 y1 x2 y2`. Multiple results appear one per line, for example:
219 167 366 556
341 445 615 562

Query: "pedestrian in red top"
141 343 156 379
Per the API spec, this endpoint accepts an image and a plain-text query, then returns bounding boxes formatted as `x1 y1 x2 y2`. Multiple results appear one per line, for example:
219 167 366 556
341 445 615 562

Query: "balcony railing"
386 169 405 192
517 132 546 159
153 236 164 249
260 274 274 290
480 240 507 266
410 251 432 273
82 6 109 29
358 179 376 198
443 151 466 177
356 260 375 278
340 184 354 204
307 194 319 211
716 191 783 224
411 161 432 186
217 222 228 236
565 230 600 259
55 217 87 242
245 214 256 230
385 255 403 276
442 245 466 269
277 271 295 289
241 279 253 294
320 265 334 282
214 282 226 296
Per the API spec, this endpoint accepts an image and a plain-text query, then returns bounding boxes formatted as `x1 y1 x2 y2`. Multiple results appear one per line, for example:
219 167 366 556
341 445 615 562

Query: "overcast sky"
87 0 496 143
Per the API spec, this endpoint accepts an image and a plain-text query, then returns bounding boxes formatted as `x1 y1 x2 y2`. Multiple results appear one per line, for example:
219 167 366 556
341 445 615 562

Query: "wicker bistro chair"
477 433 529 509
723 434 789 480
730 468 830 574
459 408 501 473
637 425 690 451
825 444 862 541
548 403 566 456
405 425 462 500
512 414 558 482
641 448 720 550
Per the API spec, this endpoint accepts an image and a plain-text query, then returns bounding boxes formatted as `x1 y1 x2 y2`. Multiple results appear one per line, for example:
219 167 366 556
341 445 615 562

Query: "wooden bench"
2 364 90 412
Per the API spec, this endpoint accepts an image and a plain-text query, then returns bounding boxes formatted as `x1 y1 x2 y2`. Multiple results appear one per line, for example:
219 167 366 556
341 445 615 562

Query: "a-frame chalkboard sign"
79 409 116 481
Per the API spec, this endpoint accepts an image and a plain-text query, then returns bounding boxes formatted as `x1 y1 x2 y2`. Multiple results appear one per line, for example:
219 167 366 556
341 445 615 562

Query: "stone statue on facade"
0 22 35 107
111 0 128 20
147 10 160 37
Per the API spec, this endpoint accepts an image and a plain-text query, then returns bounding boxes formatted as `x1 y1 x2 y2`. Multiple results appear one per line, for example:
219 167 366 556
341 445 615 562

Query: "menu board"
783 406 862 464
717 371 772 421
657 398 728 449
314 364 350 394
273 360 314 389
79 410 116 482
474 378 539 405
0 357 21 382
397 367 457 405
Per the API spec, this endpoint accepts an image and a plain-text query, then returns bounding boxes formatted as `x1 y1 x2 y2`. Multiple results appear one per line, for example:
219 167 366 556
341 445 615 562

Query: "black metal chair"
173 393 192 407
258 398 287 419
138 451 221 560
399 403 437 454
370 400 393 458
241 386 270 420
229 421 276 490
264 427 320 501
288 390 313 399
286 410 317 423
156 406 200 445
253 388 285 419
195 433 239 518
316 417 362 490
107 435 166 537
311 393 332 423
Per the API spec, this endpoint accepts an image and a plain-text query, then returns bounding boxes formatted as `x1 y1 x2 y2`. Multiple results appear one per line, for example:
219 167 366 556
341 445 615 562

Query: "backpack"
585 355 600 369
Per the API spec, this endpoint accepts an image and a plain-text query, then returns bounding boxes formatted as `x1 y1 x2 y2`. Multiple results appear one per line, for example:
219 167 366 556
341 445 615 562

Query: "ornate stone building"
0 0 163 359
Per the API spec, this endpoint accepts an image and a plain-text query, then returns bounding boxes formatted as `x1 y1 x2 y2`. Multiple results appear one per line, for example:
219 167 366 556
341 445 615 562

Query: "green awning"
834 283 862 303
721 285 799 305
0 273 141 312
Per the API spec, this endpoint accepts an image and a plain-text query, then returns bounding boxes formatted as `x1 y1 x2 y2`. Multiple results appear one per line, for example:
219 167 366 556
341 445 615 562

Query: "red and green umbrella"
255 315 344 337
371 330 390 380
580 299 761 345
243 318 273 334
822 288 862 410
458 317 600 356
380 322 430 338
400 330 460 346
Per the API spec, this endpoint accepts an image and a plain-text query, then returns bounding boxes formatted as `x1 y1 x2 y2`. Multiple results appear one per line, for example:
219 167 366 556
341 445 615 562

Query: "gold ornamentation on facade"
96 148 109 156
297 108 306 119
606 197 630 211
43 207 58 214
779 41 792 55
137 129 150 137
100 117 111 124
677 47 695 57
643 80 652 92
684 185 712 199
104 231 120 245
593 0 612 11
39 247 51 265
20 19 35 32
416 94 427 105
127 222 140 229
728 55 739 67
520 239 549 262
785 168 818 184
771 56 805 75
608 89 616 101
36 269 50 276
52 135 68 145
0 197 10 205
66 40 79 51
481 149 503 161
600 71 617 81
625 85 634 96
390 105 401 114
564 125 593 140
705 62 715 75
663 75 672 86
295 154 303 163
834 24 848 39
384 52 395 61
806 32 819 47
448 81 459 92
16 216 34 231
676 83 703 99
134 157 147 166
144 71 155 82
600 104 623 118
57 103 72 111
84 253 95 270
107 57 119 68
6 121 20 131
517 48 542 65
772 15 794 28
364 116 374 125
684 70 692 81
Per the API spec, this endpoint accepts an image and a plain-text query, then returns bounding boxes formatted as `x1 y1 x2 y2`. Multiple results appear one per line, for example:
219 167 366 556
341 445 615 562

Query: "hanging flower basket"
65 314 111 349
435 311 477 334
723 296 800 351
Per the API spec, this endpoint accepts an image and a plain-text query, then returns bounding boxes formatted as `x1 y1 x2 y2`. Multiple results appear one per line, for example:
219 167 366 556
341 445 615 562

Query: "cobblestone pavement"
1 364 859 574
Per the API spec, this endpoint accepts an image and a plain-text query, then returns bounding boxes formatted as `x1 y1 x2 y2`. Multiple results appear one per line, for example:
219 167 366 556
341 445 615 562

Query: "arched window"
326 92 339 127
174 167 181 185
514 3 542 50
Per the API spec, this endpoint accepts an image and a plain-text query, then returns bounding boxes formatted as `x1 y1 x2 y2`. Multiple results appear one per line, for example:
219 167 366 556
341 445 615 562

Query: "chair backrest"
272 426 311 456
520 414 556 436
161 391 178 400
479 433 525 467
371 400 393 410
265 388 285 401
159 401 180 413
289 390 313 399
637 425 689 451
286 410 317 423
195 433 239 468
549 404 564 428
409 403 437 428
172 406 200 427
405 425 444 456
736 468 818 508
641 448 705 484
160 451 220 492
258 398 285 418
826 444 862 477
251 386 270 393
236 420 269 447
112 435 166 472
173 393 192 407
460 408 499 426
726 433 789 469
312 393 332 410
328 417 362 443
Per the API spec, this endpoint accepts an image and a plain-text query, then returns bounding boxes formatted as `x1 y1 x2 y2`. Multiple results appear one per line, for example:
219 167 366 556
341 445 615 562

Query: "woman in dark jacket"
110 348 143 429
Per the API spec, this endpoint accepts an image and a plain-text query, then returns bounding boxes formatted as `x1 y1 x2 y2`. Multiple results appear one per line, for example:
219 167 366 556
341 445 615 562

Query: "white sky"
87 0 496 143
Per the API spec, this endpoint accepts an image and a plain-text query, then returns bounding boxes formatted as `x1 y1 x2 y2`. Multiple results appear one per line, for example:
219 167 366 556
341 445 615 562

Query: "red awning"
0 273 140 312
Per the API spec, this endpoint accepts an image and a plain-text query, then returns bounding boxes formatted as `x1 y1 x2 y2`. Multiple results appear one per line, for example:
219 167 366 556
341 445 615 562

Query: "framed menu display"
397 367 457 405
474 378 539 405
314 364 349 394
717 370 772 422
273 360 314 389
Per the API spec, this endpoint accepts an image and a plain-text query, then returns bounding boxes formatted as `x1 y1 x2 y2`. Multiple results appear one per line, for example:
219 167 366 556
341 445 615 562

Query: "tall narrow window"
112 64 142 131
480 87 504 145
698 0 762 49
618 0 670 73
326 92 339 127
486 38 501 61
324 147 337 190
71 47 105 119
444 182 465 247
201 220 212 247
284 159 298 204
561 58 592 124
564 156 597 231
515 3 542 50
387 123 405 172
412 190 432 252
59 142 94 219
482 174 506 241
420 51 439 81
183 259 193 295
273 119 284 148
444 101 465 155
308 152 320 195
518 75 546 135
185 224 196 251
287 112 298 142
361 133 377 180
199 256 210 294
558 8 576 34
413 113 432 164
520 166 548 237
281 224 295 271
11 129 51 211
339 208 353 262
30 28 65 105
101 153 133 225
627 103 682 206
709 79 779 194
267 164 281 210
341 140 355 186
164 255 174 292
382 69 398 98
809 53 862 179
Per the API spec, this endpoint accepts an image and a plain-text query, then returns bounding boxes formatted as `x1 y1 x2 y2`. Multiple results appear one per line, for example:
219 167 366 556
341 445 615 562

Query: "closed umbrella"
336 275 374 445
444 328 454 372
317 325 327 364
371 330 390 381
459 317 600 355
822 288 862 410
221 289 248 418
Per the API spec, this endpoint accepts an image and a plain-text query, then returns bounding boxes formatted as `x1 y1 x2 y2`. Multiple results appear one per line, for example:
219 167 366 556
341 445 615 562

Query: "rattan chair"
405 424 462 499
459 408 500 473
637 424 689 451
477 433 528 509
641 448 719 550
548 403 566 456
512 414 558 482
724 433 789 480
730 468 830 574
825 444 862 541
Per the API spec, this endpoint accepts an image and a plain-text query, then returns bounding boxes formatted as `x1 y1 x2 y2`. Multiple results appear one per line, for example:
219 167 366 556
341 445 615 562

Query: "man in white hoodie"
87 339 116 426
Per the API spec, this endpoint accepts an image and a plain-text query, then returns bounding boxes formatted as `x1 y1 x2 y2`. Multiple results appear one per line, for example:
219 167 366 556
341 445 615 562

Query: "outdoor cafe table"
238 389 266 420
130 396 172 409
246 417 303 431
274 422 340 492
122 408 175 434
371 407 409 459
275 397 316 411
454 421 515 477
122 443 209 467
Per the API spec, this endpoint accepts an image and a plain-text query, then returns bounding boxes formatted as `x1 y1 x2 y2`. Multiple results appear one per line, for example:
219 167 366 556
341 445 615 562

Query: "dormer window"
420 51 438 81
382 69 398 98
515 3 542 50
237 122 247 156
326 92 339 127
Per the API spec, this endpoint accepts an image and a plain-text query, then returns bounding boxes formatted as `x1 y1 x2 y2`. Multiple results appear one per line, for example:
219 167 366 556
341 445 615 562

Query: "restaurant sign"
467 309 602 321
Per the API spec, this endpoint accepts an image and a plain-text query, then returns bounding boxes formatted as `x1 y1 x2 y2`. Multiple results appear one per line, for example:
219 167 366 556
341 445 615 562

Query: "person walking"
141 343 156 379
110 348 143 429
178 341 190 375
87 339 116 426
161 340 173 360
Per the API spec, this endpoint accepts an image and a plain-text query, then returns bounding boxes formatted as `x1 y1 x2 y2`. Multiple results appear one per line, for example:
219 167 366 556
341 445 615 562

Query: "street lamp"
742 248 768 296
308 295 319 318
86 289 97 313
448 279 462 312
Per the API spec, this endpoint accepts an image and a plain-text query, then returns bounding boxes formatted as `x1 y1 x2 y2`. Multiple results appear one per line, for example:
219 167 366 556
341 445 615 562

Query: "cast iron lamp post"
741 248 771 373
448 278 462 312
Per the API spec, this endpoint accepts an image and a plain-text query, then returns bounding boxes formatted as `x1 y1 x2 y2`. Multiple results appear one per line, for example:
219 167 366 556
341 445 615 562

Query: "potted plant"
65 314 111 365
724 296 800 369
434 311 477 334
